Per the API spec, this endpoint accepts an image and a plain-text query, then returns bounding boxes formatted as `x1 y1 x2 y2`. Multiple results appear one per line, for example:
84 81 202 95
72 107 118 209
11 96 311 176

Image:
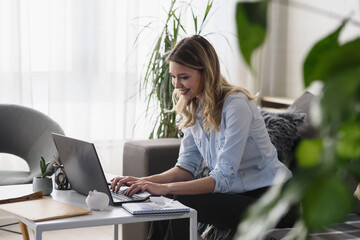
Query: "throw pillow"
287 91 318 138
260 109 305 167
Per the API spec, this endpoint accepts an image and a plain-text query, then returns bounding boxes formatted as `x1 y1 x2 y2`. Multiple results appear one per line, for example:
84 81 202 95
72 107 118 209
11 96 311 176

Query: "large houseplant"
234 1 360 239
141 0 214 138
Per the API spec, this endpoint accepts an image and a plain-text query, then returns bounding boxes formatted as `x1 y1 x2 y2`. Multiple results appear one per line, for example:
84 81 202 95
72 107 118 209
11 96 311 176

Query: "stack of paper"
122 196 190 215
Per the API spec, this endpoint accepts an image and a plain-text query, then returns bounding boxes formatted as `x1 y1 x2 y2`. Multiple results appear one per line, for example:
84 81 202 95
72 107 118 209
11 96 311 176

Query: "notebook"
122 196 190 215
52 133 151 206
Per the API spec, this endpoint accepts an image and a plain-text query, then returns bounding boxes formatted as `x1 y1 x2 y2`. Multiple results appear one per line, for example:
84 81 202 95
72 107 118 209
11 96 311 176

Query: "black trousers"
148 187 272 240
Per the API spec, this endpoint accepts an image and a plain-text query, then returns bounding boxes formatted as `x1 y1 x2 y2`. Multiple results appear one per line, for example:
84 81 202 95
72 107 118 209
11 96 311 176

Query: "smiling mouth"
179 89 190 95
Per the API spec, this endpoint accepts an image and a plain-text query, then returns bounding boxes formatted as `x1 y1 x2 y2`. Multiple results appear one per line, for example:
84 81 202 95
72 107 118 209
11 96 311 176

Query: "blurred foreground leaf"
235 169 315 239
304 20 360 87
235 8 360 239
296 139 323 168
302 173 355 230
235 1 268 69
319 67 360 135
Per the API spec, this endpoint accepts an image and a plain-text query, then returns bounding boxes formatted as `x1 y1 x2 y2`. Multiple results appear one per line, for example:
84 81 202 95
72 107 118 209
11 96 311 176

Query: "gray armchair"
0 104 64 185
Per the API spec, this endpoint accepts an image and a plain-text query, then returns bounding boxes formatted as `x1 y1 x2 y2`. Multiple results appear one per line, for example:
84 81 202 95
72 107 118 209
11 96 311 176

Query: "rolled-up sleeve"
209 98 253 193
175 128 202 177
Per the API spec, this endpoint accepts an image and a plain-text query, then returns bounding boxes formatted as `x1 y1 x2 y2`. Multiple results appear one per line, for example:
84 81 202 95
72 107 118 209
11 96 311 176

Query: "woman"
111 35 292 239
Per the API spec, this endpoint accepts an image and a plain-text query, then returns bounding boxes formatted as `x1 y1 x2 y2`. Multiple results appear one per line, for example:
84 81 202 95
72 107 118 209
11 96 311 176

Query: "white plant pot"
32 176 53 195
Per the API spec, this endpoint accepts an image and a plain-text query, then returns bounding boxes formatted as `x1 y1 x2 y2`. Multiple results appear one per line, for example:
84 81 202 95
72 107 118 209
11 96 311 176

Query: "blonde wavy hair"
167 35 255 132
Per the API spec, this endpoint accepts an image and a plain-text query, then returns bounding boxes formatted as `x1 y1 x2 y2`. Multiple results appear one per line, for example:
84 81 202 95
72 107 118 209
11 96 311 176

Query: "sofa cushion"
288 91 318 139
261 110 305 167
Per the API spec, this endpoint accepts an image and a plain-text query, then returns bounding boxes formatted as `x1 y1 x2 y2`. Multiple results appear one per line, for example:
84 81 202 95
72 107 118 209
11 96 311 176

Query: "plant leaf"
191 8 198 34
319 67 360 133
235 168 315 240
235 1 268 69
296 139 323 168
302 173 355 230
199 0 213 34
302 20 360 86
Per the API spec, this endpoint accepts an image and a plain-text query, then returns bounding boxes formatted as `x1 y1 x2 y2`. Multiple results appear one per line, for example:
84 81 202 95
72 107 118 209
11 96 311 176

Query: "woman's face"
170 61 204 101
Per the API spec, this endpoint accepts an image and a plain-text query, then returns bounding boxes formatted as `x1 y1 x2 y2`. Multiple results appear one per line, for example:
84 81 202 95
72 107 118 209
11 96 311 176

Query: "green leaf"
235 1 268 69
319 67 360 132
191 9 198 34
348 160 360 181
296 139 323 168
199 0 213 34
40 156 50 178
303 21 344 86
336 120 360 160
235 168 316 240
302 174 355 230
303 20 360 87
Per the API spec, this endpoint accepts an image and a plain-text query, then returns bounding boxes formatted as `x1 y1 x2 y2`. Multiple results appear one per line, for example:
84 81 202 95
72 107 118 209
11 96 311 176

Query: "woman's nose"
173 78 181 88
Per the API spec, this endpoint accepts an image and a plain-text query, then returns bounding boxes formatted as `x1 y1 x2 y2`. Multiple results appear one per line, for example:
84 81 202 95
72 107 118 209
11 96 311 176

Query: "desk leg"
113 224 118 240
34 229 42 240
189 213 198 240
19 221 29 240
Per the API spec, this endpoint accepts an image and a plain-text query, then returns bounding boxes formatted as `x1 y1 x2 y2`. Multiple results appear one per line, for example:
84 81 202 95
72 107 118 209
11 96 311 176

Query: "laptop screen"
52 133 112 201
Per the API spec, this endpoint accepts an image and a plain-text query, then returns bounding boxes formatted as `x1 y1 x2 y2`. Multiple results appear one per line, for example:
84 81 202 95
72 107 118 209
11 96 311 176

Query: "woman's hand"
110 176 140 193
124 180 170 196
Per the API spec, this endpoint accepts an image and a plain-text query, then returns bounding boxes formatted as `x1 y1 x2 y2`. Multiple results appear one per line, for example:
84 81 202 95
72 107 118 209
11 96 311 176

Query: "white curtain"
0 0 160 173
0 0 246 173
4 0 356 173
0 0 153 141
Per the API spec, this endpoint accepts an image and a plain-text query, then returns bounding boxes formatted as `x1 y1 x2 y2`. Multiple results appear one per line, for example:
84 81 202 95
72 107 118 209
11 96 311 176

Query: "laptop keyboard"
110 186 151 202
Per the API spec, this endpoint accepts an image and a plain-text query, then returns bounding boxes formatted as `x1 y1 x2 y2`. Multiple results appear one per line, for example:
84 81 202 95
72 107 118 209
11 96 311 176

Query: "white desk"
0 184 197 240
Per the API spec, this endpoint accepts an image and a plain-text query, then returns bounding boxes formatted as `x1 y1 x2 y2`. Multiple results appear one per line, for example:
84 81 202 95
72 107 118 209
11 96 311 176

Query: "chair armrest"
122 138 181 177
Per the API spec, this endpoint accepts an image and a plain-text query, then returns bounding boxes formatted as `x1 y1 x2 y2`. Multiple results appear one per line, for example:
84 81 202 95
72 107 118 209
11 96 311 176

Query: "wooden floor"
0 220 119 240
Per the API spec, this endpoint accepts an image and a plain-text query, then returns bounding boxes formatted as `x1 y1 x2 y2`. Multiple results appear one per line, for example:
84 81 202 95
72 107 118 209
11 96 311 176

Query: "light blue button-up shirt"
175 93 292 193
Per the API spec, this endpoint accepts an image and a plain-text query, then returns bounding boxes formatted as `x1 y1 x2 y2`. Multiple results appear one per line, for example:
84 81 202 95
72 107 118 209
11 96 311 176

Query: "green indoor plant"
140 0 214 139
32 156 53 195
234 1 360 239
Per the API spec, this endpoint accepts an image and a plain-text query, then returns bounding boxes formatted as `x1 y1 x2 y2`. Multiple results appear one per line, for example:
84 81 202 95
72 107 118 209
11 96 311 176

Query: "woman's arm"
166 176 215 195
111 166 195 193
126 174 216 196
142 166 194 183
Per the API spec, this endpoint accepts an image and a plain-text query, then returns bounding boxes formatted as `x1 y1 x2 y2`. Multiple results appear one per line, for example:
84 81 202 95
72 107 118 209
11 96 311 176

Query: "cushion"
288 91 318 138
261 110 305 168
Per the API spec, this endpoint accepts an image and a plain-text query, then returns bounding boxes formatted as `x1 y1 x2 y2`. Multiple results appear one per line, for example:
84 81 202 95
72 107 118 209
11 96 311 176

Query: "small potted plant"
32 156 53 195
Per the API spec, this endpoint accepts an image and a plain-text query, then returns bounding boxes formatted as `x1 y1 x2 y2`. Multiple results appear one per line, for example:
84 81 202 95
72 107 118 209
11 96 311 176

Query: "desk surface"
0 184 197 234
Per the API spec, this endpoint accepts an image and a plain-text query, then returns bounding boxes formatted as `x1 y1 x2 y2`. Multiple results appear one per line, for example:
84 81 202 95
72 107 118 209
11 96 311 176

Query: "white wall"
261 0 360 98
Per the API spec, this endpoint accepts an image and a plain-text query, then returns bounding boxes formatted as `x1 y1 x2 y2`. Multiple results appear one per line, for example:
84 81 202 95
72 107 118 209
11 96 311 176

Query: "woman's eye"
181 77 189 80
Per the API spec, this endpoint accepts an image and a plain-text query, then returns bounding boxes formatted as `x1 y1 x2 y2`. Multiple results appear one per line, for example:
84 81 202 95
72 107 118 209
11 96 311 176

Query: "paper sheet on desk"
122 196 190 215
150 196 174 208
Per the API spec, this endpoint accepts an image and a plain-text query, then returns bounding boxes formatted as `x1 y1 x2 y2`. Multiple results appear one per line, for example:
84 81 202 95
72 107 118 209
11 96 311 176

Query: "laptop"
52 133 151 206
